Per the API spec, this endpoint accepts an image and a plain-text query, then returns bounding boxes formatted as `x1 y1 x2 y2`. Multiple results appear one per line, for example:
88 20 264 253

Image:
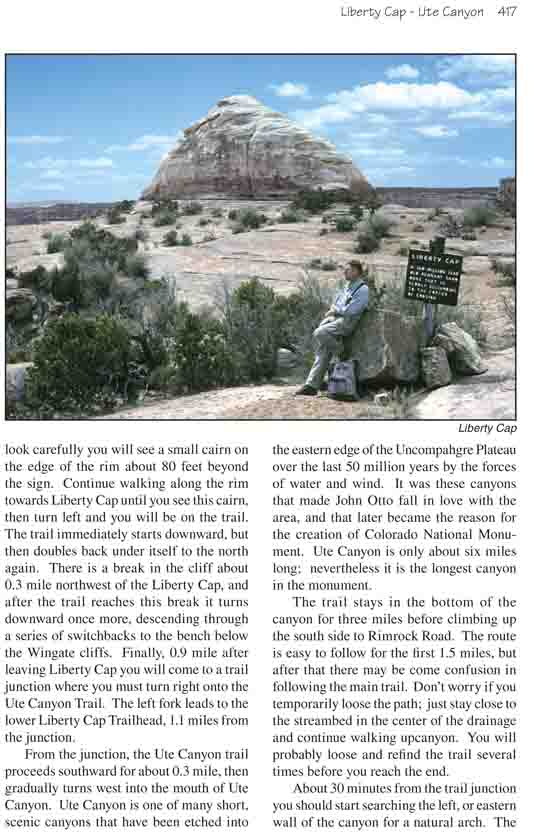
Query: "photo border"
3 52 518 422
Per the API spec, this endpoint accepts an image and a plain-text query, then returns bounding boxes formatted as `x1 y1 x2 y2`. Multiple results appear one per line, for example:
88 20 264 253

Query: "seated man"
296 260 369 396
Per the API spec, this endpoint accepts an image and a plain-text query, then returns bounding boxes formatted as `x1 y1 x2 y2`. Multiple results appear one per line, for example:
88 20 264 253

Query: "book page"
1 4 528 832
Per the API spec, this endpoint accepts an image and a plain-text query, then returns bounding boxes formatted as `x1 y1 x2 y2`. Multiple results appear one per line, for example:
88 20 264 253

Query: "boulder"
6 288 36 323
348 309 421 385
407 349 515 420
142 95 371 199
433 322 485 375
277 348 299 372
6 363 32 404
420 347 452 390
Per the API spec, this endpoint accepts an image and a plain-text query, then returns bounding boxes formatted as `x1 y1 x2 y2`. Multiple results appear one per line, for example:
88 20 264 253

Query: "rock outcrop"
407 349 515 420
142 95 371 199
347 309 421 385
420 346 452 390
6 363 32 405
432 322 485 375
6 288 37 323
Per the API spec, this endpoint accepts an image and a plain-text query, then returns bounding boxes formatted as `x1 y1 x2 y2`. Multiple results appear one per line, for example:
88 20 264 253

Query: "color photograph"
5 54 516 420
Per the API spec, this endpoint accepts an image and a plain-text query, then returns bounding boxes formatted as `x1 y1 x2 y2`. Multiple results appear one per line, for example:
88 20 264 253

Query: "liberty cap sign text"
404 249 463 306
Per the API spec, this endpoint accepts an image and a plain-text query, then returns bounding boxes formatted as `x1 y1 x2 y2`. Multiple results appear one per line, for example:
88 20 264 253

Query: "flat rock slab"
102 385 404 420
145 227 356 303
407 349 515 420
445 239 515 258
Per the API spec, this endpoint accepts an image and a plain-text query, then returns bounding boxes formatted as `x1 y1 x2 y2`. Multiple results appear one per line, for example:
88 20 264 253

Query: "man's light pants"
305 317 346 390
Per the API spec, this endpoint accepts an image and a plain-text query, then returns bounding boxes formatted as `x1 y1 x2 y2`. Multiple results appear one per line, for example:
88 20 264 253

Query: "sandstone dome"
141 95 371 199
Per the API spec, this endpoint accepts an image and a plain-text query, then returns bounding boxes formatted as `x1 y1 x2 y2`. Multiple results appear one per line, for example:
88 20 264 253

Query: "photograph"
5 54 516 421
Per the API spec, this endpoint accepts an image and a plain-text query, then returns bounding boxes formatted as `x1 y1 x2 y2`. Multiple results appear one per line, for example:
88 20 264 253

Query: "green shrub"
47 234 68 254
198 217 210 227
151 199 178 216
356 223 380 253
179 233 192 246
291 189 337 214
368 211 394 238
182 201 203 216
173 308 232 392
291 187 367 215
50 267 83 304
6 324 33 363
321 260 338 272
107 207 125 225
135 228 148 243
221 279 279 382
350 204 364 222
228 209 239 221
308 258 323 269
412 224 425 233
163 229 178 247
25 314 139 412
124 253 148 279
17 265 51 292
279 209 301 223
463 202 497 228
490 258 515 286
240 209 267 229
397 245 409 257
335 217 355 233
211 207 224 218
153 208 178 227
46 222 142 307
273 274 335 360
318 228 328 236
115 200 135 213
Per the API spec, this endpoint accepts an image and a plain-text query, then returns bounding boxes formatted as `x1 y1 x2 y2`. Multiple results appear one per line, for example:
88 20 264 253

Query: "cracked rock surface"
142 95 371 199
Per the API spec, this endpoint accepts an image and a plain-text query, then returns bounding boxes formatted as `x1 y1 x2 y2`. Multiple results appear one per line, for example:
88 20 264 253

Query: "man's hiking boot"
295 385 317 396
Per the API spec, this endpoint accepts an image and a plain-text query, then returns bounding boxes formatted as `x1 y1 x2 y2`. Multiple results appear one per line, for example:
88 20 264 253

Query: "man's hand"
326 307 339 318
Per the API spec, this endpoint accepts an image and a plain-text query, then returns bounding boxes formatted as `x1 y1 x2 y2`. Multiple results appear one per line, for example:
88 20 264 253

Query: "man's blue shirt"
333 279 369 321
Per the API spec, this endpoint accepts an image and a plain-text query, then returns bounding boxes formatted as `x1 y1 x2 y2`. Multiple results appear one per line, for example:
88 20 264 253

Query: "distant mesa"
141 95 372 200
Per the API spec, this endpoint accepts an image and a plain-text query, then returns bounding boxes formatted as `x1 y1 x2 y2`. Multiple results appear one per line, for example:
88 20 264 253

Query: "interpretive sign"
404 248 463 307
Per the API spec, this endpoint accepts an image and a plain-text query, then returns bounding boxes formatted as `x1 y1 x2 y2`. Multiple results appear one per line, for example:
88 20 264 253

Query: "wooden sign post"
404 236 463 343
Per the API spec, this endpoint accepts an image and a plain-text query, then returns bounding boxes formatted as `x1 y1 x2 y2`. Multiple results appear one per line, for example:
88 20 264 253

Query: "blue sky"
6 54 515 202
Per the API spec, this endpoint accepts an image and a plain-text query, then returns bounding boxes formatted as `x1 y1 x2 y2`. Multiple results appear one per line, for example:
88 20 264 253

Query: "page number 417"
498 6 517 14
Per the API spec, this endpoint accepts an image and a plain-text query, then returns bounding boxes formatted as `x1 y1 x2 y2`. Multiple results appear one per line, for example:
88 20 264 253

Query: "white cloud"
78 157 114 168
106 134 180 153
24 156 114 170
415 125 459 138
439 55 515 80
8 135 70 145
352 147 406 158
449 110 514 124
329 81 482 111
293 82 484 130
481 157 514 169
292 102 364 130
385 64 420 80
269 82 310 99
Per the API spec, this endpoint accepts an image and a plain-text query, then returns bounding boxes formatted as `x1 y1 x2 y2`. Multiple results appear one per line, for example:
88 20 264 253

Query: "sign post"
404 236 462 343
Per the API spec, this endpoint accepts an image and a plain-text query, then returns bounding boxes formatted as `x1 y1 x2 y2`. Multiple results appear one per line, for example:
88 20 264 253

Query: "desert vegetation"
6 187 515 419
